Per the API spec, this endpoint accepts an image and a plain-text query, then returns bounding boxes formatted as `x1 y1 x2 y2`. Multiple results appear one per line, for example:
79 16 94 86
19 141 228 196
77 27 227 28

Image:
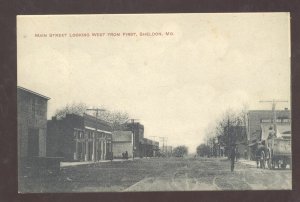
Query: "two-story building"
17 86 50 160
47 113 113 161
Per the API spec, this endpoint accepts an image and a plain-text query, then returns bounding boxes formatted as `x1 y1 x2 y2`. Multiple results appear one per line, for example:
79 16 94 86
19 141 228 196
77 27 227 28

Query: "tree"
54 103 130 130
196 144 210 157
203 107 248 157
100 110 129 130
54 102 88 119
173 145 188 157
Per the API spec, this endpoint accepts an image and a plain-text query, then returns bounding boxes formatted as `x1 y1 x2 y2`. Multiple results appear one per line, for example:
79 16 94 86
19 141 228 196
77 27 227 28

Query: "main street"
20 157 292 192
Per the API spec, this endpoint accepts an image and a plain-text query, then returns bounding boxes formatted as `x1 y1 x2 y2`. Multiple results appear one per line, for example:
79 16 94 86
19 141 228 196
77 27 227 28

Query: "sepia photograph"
17 13 291 193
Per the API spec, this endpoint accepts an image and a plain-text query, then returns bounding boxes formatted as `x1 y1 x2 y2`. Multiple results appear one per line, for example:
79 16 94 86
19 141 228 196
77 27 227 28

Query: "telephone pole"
128 118 139 159
227 115 231 157
86 108 106 161
159 137 168 153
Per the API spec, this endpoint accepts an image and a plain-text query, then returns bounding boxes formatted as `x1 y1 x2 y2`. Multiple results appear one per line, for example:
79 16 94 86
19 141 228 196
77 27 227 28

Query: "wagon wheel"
276 160 280 169
281 163 287 169
271 159 275 169
281 158 288 169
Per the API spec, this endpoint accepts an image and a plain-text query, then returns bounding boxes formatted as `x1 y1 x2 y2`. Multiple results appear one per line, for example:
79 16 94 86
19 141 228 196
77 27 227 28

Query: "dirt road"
19 157 292 192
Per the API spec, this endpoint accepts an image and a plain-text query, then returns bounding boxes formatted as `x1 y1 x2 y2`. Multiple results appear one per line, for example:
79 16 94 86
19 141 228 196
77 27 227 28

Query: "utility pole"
149 136 158 157
86 108 106 162
227 116 230 157
259 100 288 136
159 137 168 154
128 118 139 160
166 138 168 156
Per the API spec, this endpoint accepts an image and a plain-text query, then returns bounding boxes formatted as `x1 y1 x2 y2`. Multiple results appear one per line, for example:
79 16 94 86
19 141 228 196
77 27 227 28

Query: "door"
28 128 39 157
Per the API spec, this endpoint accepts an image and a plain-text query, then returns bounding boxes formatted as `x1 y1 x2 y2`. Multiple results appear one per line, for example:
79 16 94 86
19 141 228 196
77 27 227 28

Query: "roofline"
17 86 50 100
248 110 290 113
83 113 112 126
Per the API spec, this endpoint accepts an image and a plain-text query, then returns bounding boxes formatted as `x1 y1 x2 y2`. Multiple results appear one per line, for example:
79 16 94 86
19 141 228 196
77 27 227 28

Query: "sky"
17 13 291 153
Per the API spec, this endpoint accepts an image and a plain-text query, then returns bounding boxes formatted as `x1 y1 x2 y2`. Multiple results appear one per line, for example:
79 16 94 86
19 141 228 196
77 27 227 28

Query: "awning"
84 126 112 134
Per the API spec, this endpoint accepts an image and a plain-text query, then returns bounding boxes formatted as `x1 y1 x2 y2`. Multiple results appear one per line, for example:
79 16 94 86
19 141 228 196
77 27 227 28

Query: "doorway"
28 128 39 157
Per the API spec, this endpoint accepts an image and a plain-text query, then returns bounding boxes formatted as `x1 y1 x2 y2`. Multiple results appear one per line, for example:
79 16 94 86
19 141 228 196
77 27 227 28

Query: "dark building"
140 138 159 157
232 126 247 159
124 122 144 158
47 113 113 161
17 86 50 160
122 122 159 158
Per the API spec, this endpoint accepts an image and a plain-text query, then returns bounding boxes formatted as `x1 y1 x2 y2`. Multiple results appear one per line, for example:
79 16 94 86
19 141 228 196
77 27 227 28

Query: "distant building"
17 86 50 159
123 122 144 157
47 113 113 161
246 109 291 160
120 122 159 158
112 131 133 158
140 138 159 157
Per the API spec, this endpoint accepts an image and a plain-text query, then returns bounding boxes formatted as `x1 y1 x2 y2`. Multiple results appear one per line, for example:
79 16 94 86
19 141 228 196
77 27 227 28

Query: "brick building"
17 86 49 160
47 113 113 161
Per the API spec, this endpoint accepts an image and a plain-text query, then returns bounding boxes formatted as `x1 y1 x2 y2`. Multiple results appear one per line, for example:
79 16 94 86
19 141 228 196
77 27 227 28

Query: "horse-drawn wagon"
266 136 291 169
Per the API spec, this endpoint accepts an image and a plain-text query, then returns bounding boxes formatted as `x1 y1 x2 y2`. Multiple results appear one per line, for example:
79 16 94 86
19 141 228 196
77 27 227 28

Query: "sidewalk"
60 159 133 168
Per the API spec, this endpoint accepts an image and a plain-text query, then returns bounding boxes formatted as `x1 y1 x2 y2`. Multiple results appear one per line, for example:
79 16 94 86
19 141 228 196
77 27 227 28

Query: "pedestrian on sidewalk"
230 146 236 172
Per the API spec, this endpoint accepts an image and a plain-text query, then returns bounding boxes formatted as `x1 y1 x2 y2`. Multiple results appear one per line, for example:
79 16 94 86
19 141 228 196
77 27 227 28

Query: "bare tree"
102 110 129 130
54 103 129 130
54 102 88 119
203 107 248 157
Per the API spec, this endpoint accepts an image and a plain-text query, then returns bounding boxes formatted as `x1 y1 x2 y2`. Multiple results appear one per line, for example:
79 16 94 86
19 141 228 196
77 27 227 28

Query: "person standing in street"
230 146 236 172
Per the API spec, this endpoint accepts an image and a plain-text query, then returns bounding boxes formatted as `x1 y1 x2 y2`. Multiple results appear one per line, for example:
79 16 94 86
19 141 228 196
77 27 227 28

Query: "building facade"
140 138 159 157
112 131 133 158
47 113 113 161
120 122 159 158
124 122 144 157
17 86 50 159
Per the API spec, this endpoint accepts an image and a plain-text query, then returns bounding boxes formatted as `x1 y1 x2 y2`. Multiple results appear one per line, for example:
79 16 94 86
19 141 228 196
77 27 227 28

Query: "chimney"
52 116 57 121
284 108 288 111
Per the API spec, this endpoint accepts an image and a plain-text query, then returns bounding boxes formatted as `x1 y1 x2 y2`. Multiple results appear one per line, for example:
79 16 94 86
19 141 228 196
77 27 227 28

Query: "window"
74 130 77 138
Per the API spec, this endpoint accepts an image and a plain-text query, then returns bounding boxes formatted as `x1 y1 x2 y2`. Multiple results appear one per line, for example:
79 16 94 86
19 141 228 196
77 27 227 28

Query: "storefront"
47 113 112 161
73 127 112 161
